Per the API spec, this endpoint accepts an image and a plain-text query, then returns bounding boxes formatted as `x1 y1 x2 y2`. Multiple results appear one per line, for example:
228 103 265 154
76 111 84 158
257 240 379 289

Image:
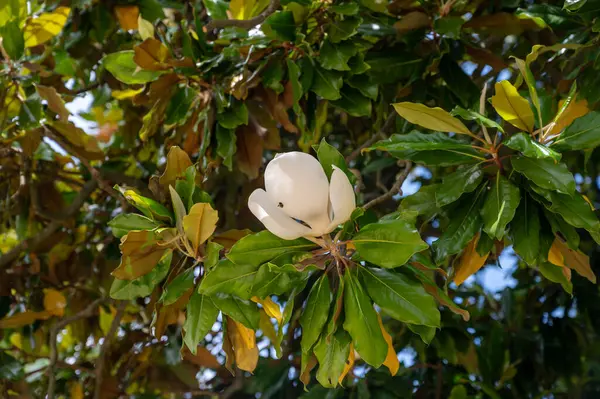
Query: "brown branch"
221 368 245 399
363 161 413 211
47 297 107 399
346 111 397 163
205 0 280 31
0 179 98 268
94 301 127 399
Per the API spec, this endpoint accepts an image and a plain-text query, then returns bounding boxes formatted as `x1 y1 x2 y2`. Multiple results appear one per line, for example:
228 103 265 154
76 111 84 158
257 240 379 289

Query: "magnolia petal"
248 189 312 240
327 166 356 232
264 152 330 233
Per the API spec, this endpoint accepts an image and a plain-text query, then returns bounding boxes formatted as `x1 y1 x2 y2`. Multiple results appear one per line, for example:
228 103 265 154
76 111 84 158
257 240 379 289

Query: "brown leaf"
453 233 489 286
43 289 66 317
133 38 172 71
159 146 193 187
19 128 43 156
394 11 431 32
112 231 168 280
183 346 221 369
338 344 356 385
115 5 140 31
463 12 543 35
35 85 69 121
421 283 470 322
182 203 219 256
466 47 507 72
212 229 252 249
551 238 596 283
47 120 104 160
236 125 264 179
227 317 258 373
261 88 298 134
0 310 52 329
300 353 318 387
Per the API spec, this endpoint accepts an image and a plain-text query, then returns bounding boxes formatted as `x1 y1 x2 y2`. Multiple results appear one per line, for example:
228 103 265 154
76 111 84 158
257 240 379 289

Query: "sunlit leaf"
490 80 535 132
23 7 70 48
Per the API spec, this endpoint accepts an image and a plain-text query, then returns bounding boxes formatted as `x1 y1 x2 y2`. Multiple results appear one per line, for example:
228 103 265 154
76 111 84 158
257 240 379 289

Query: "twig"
205 0 280 31
47 297 106 399
221 368 245 399
0 179 98 268
94 301 127 399
363 161 413 211
346 112 397 163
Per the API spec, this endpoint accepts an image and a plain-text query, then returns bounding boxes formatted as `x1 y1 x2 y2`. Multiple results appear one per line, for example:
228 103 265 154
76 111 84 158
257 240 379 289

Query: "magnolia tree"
2 0 600 398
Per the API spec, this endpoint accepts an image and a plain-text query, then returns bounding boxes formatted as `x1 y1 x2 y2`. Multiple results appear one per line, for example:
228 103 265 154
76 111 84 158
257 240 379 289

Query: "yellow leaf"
47 120 104 160
69 382 84 399
43 289 66 317
159 146 193 187
0 230 19 253
0 310 50 329
35 85 69 121
453 234 489 286
547 240 565 267
394 11 430 32
376 313 399 376
133 38 172 71
112 87 144 100
490 80 534 132
227 317 258 373
392 102 472 135
99 305 116 336
258 310 277 343
2 84 24 119
547 98 589 136
23 7 70 47
551 237 596 283
229 0 268 20
338 344 355 384
138 15 155 40
115 5 139 31
251 296 282 324
112 231 168 280
182 203 219 256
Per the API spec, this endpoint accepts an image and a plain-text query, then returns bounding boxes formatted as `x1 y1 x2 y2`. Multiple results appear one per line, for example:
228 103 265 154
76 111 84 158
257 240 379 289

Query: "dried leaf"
0 310 51 329
227 317 259 373
394 11 430 32
43 289 66 317
35 85 69 121
251 296 282 324
182 203 219 256
115 5 139 31
551 238 596 283
376 313 399 376
183 346 221 368
47 120 104 160
236 126 264 179
159 146 193 187
338 344 355 384
453 234 489 286
212 229 252 249
134 38 172 71
112 231 168 280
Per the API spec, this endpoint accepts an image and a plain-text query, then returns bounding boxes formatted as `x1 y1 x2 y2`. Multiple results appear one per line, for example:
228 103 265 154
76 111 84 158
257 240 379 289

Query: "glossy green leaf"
544 210 580 250
218 102 248 129
343 268 387 367
108 214 161 238
407 324 437 344
511 156 575 194
198 259 258 299
328 16 362 43
510 195 540 265
311 67 343 100
115 186 173 223
539 262 572 294
227 231 315 267
314 328 352 388
160 267 195 305
300 274 332 354
263 11 296 41
103 51 164 84
480 175 521 240
451 106 505 132
0 20 24 60
347 74 378 100
318 40 357 71
352 220 428 268
210 293 260 330
551 111 600 151
504 132 561 161
216 125 237 170
546 191 600 232
183 291 219 354
401 184 440 218
315 138 351 180
436 165 484 207
332 87 372 117
251 262 310 298
360 267 440 327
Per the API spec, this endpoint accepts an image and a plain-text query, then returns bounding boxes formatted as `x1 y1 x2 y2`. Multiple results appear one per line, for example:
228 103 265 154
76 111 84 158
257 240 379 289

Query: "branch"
94 301 126 399
346 112 397 163
363 161 413 211
0 179 98 268
47 297 107 399
221 368 245 399
205 0 280 31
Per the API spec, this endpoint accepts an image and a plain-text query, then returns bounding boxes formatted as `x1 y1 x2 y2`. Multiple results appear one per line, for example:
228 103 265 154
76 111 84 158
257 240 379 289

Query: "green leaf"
332 87 372 117
432 192 484 263
401 185 440 219
343 268 388 367
367 131 485 166
286 59 303 104
216 125 237 170
315 138 350 180
451 106 504 132
110 250 172 300
311 67 343 100
169 186 187 234
511 156 575 194
347 74 378 100
504 132 561 161
314 328 352 388
210 293 260 330
263 11 296 41
165 86 194 126
544 210 580 250
434 16 465 38
551 111 600 151
318 40 357 71
366 53 422 84
0 20 24 60
352 220 428 268
331 2 360 14
360 267 440 327
263 60 285 93
183 291 219 354
328 16 362 43
218 102 248 129
108 214 161 238
539 261 573 294
199 259 258 299
563 0 587 11
102 51 164 84
0 352 23 381
227 231 316 267
251 262 309 298
205 241 223 271
510 195 540 265
436 165 484 207
392 102 472 135
439 56 480 108
546 191 600 232
115 186 173 223
160 267 195 305
300 274 332 354
203 0 228 18
480 175 521 240
407 324 437 344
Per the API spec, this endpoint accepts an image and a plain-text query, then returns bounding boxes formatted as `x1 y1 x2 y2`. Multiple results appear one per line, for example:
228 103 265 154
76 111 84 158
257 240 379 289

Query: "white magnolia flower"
248 151 356 240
